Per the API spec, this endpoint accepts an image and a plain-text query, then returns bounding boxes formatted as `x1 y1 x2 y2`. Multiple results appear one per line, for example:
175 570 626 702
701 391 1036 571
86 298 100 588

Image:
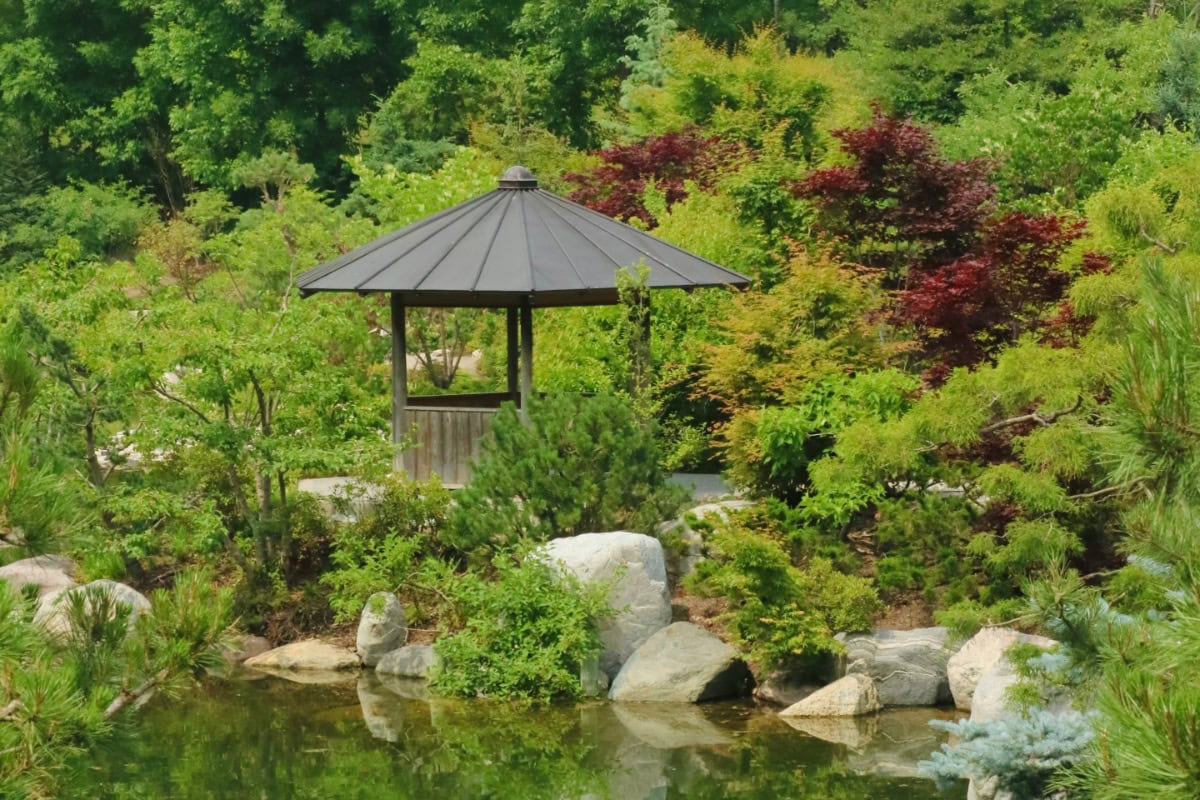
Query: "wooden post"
519 299 533 420
506 306 519 403
391 293 407 473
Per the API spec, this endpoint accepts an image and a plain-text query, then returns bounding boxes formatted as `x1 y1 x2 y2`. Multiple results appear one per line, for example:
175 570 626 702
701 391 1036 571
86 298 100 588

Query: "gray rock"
375 644 438 679
0 555 76 600
780 674 880 717
224 634 273 663
34 579 151 638
244 639 360 672
842 627 953 706
754 671 820 707
968 775 1014 800
948 627 1057 711
969 659 1021 724
540 532 671 679
609 622 753 703
356 592 407 667
377 672 432 700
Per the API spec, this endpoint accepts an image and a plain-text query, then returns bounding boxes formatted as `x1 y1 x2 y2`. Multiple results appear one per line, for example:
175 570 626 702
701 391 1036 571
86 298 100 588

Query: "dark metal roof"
298 165 751 308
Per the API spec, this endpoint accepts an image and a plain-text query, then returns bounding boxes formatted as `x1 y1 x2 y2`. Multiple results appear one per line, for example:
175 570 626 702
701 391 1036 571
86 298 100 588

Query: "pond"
68 673 967 799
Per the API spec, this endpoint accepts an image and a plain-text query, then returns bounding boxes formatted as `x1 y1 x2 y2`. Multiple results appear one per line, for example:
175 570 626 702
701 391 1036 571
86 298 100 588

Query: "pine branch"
0 699 23 720
103 668 169 720
981 396 1083 434
1068 478 1150 501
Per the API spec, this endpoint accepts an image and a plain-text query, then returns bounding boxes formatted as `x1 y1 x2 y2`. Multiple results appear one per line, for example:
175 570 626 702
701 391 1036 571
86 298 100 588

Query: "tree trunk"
83 407 106 488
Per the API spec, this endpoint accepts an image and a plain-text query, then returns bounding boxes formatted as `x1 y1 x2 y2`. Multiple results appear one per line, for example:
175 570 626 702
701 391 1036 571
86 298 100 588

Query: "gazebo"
298 166 750 484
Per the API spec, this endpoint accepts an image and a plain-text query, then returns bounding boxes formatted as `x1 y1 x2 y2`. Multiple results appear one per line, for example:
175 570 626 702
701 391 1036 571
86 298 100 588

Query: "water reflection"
68 674 964 799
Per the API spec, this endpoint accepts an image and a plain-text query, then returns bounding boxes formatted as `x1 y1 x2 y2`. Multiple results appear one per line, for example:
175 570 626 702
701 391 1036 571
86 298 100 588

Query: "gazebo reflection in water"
298 166 750 485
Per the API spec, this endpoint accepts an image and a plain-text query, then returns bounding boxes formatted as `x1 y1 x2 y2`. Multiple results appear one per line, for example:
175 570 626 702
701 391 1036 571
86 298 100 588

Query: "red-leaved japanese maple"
795 107 995 281
898 213 1086 365
797 107 1099 369
564 128 740 226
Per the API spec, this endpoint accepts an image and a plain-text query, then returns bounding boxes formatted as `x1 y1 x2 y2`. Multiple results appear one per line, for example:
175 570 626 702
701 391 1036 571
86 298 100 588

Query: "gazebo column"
390 293 407 472
506 307 519 403
519 299 533 420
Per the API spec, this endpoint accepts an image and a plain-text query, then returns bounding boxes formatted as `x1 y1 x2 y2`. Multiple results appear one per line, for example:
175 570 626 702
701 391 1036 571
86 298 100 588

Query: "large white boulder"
33 579 151 638
540 531 671 678
842 627 953 706
356 592 408 667
780 673 880 717
948 627 1058 711
609 622 753 703
0 555 76 600
244 640 360 672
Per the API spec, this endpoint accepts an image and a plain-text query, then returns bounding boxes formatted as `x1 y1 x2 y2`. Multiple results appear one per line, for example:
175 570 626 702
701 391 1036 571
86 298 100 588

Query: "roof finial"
499 165 538 189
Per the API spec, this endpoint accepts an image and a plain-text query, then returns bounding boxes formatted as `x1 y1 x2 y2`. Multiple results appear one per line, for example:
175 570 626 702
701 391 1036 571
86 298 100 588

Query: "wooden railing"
399 393 514 486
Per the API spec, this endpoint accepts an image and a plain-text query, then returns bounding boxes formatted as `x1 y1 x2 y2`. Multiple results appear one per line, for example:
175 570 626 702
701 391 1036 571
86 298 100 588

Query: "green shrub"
686 512 880 673
322 476 452 623
430 554 612 702
445 394 688 553
871 494 978 600
0 570 232 798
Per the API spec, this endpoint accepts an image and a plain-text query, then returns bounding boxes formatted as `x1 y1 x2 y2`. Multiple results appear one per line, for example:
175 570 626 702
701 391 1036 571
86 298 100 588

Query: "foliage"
565 128 740 226
0 572 233 799
919 710 1094 797
843 0 1132 122
322 476 452 623
686 510 880 673
701 251 891 411
446 394 687 554
620 29 850 159
940 19 1164 208
727 370 918 502
797 107 996 280
799 108 1102 367
430 553 612 701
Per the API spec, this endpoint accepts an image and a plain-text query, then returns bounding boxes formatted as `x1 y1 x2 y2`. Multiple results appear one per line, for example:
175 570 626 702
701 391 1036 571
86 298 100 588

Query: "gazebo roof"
297 166 751 307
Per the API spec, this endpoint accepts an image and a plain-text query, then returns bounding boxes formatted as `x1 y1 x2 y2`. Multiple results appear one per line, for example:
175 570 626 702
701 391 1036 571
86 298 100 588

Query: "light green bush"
430 554 611 702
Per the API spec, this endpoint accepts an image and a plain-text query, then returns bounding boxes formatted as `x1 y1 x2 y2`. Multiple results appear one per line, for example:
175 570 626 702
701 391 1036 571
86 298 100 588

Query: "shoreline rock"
779 673 880 717
540 531 672 679
948 627 1058 712
34 579 151 638
245 639 360 672
609 621 753 703
842 627 953 707
376 644 439 679
356 592 408 667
